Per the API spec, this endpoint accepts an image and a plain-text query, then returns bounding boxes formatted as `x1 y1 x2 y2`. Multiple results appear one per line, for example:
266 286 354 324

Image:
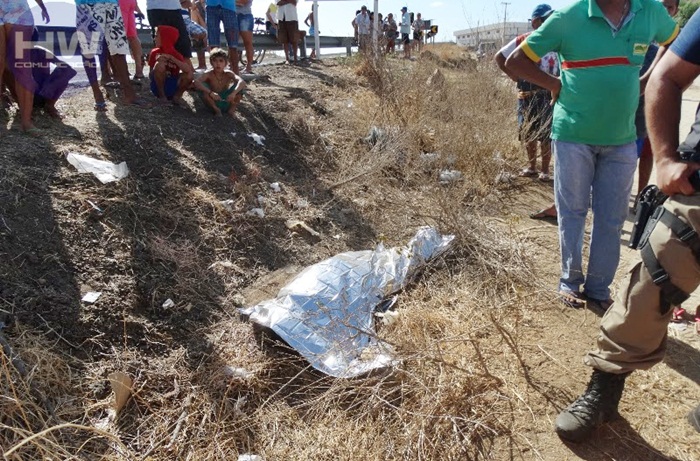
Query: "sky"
35 0 575 42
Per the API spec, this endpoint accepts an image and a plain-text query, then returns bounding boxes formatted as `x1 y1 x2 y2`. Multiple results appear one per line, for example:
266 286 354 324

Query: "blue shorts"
150 75 179 99
207 6 239 49
238 12 254 32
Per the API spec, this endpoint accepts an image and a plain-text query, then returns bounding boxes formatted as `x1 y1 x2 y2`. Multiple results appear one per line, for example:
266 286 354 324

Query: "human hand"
210 92 222 101
41 7 50 23
550 78 561 105
656 157 700 196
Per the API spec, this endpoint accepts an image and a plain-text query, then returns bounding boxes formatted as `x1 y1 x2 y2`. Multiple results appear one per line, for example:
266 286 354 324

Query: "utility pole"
501 2 511 46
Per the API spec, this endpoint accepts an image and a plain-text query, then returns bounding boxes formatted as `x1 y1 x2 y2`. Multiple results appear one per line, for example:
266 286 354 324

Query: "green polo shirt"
520 0 678 145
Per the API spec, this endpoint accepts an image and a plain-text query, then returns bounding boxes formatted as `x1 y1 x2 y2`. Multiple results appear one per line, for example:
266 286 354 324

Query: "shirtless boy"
193 48 247 116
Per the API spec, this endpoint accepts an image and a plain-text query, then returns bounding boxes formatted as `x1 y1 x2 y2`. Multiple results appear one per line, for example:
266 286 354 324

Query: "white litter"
162 299 175 309
223 366 254 379
82 292 102 303
248 133 266 146
66 153 129 184
439 169 463 184
257 195 266 205
238 455 262 461
247 208 265 218
220 199 235 211
269 182 281 193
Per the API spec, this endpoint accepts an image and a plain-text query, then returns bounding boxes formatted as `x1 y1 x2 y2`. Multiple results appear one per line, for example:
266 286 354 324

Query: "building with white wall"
454 22 531 48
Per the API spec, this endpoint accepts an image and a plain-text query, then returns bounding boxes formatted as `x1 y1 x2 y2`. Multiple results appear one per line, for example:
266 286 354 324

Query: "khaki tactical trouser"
585 194 700 374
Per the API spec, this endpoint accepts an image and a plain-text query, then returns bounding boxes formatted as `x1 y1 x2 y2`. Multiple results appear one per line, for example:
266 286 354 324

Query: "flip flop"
529 209 558 221
94 102 108 112
22 126 43 137
520 168 538 177
559 290 585 309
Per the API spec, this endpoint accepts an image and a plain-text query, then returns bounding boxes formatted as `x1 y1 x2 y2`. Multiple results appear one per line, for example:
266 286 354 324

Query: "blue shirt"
670 10 700 65
207 0 236 11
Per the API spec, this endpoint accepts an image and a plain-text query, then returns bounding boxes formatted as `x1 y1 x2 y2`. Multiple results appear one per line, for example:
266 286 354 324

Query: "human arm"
506 48 561 102
494 52 518 82
505 17 562 102
227 75 248 100
34 0 49 23
495 37 519 82
193 73 222 100
266 6 277 26
305 13 311 27
647 53 700 195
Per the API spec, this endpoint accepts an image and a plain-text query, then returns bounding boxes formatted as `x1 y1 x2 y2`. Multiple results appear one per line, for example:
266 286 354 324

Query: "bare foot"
171 97 188 108
214 109 223 117
45 105 64 119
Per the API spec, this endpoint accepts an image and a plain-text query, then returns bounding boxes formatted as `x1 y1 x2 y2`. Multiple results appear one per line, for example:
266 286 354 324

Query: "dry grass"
0 45 539 461
4 44 696 461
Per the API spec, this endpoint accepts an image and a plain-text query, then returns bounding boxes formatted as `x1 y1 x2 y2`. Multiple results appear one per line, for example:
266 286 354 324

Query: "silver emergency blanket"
240 227 455 378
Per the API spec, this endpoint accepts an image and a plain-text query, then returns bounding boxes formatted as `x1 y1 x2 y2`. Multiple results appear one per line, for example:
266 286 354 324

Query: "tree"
678 0 699 27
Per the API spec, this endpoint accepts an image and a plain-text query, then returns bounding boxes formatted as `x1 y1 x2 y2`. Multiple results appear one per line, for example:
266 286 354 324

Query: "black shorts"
413 31 422 41
401 33 410 45
517 91 553 142
147 9 193 58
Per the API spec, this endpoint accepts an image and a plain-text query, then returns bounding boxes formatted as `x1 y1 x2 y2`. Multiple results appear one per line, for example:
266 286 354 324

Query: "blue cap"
531 4 553 19
401 6 407 11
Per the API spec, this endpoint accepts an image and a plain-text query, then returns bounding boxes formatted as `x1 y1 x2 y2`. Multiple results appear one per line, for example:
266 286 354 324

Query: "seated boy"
193 48 247 117
148 25 193 105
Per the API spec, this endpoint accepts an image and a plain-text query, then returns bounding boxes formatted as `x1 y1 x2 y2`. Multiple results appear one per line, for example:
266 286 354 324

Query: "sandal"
586 296 614 313
22 126 43 137
538 172 552 182
94 101 108 112
519 168 538 177
559 290 585 309
529 207 557 221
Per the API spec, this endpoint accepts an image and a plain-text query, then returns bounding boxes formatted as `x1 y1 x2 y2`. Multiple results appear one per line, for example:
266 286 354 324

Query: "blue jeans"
553 140 637 300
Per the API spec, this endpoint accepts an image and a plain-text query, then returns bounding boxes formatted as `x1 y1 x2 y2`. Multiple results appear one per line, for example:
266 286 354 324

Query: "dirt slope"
0 54 699 460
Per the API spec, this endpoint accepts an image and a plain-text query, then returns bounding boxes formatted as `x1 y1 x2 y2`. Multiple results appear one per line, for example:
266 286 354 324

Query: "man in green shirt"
506 0 678 311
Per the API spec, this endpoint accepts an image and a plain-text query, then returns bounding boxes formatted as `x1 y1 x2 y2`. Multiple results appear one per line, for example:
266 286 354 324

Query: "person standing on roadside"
553 7 700 442
265 1 277 37
506 0 679 311
412 12 424 54
495 4 559 223
206 0 239 73
352 5 370 52
147 0 194 71
236 0 255 73
118 0 146 80
495 4 559 183
1 0 50 133
276 0 298 64
399 6 411 59
305 8 317 60
384 12 397 55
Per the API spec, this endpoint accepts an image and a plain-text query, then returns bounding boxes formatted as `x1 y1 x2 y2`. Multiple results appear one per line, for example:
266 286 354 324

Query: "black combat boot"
555 369 629 442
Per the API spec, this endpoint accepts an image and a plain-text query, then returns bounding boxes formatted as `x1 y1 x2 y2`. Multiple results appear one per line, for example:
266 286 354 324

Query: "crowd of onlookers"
1 0 434 133
351 5 429 58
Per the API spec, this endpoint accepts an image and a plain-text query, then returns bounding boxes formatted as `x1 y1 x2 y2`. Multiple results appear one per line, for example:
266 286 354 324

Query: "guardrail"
34 25 355 61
